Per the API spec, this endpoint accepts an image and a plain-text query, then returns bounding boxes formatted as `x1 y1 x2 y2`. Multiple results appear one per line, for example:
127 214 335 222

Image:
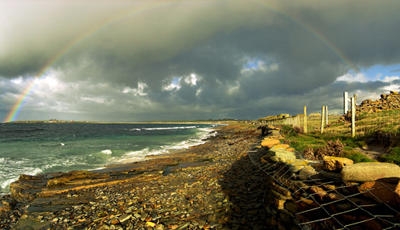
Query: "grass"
277 124 376 163
380 147 400 165
255 107 400 165
342 150 376 163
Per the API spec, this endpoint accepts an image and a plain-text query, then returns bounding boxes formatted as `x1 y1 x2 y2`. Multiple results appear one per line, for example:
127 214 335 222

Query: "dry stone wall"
354 91 400 114
251 125 400 229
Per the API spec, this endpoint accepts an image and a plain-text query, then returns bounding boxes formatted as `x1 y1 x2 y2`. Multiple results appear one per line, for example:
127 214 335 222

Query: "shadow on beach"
219 133 271 230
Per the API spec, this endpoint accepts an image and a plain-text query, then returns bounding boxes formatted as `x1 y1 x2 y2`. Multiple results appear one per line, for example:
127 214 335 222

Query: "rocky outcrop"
345 91 400 116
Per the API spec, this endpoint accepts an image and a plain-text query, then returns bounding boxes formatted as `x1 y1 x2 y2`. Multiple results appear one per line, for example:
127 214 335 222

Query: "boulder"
299 165 318 180
261 138 280 148
396 181 400 204
323 156 353 171
358 181 397 204
271 144 290 150
286 159 309 173
268 149 296 160
341 162 400 182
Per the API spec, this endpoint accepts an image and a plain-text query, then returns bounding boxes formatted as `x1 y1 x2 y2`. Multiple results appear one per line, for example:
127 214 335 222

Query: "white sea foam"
0 167 42 193
101 149 112 155
117 127 217 164
142 126 197 131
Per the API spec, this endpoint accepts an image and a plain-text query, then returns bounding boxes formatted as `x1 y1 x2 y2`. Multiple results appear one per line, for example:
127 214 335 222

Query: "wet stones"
1 125 267 229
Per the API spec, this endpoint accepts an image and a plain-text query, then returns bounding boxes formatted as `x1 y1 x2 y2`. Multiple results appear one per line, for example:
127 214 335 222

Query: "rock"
110 218 119 225
272 144 290 150
118 214 132 224
268 149 296 160
270 156 287 163
0 200 12 214
284 201 297 213
261 138 280 148
395 181 400 204
286 159 309 173
299 165 318 180
358 181 397 204
341 162 400 182
169 224 179 229
146 221 156 227
361 99 372 104
309 113 321 117
309 186 327 201
277 114 290 118
323 156 353 171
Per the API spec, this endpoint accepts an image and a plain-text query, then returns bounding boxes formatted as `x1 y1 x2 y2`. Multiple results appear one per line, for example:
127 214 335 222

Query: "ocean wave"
0 166 43 193
101 149 112 155
113 127 217 164
142 126 197 131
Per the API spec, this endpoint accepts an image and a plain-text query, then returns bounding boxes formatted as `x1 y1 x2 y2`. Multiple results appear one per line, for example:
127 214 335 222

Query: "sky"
1 0 400 122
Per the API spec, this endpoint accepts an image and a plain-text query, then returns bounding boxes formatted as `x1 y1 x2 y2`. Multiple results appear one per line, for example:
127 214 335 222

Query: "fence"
259 92 400 139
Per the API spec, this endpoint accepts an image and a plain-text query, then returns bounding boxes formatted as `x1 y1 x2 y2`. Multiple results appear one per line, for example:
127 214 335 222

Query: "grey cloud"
1 1 400 121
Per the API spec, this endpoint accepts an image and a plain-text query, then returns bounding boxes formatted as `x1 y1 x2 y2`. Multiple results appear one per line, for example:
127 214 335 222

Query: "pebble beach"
0 123 269 230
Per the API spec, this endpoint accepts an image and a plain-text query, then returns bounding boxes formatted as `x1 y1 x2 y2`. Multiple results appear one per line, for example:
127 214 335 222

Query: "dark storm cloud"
1 0 400 121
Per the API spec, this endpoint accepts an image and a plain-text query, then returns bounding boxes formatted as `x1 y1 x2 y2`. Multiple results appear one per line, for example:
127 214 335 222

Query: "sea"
0 122 219 194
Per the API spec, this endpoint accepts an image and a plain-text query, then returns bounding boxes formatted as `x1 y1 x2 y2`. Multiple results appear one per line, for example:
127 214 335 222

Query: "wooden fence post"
351 97 356 137
304 106 307 133
321 106 325 134
344 92 349 114
354 94 357 106
325 106 329 126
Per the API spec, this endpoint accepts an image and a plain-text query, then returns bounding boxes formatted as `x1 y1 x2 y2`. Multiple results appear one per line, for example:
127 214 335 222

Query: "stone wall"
356 91 400 114
251 125 400 229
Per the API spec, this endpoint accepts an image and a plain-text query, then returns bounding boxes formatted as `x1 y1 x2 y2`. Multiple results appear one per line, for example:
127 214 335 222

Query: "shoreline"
0 123 272 229
0 123 222 195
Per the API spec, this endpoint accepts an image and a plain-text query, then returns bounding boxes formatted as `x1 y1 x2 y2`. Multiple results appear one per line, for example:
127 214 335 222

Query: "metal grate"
248 149 400 230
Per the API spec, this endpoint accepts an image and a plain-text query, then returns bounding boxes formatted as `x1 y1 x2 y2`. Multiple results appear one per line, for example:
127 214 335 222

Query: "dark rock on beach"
0 124 270 230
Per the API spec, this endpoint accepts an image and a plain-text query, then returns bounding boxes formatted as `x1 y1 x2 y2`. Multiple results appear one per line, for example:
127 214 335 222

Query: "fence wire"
248 148 400 230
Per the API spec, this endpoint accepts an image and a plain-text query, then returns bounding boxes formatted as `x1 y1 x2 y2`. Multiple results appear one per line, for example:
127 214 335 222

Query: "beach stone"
268 149 296 160
395 181 400 204
261 138 280 148
118 214 132 224
309 186 327 201
299 165 318 180
286 159 309 173
323 156 353 171
270 156 287 163
271 144 290 150
358 181 397 204
341 162 400 182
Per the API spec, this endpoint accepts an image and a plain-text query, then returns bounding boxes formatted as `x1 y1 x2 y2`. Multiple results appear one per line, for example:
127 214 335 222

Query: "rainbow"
250 0 357 71
4 1 175 122
4 1 357 122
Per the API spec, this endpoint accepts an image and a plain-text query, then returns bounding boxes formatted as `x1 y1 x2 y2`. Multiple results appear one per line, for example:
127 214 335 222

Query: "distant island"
7 118 241 124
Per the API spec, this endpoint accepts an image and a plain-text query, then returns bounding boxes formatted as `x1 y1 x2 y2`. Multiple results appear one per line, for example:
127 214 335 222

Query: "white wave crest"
101 149 112 155
142 126 197 131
